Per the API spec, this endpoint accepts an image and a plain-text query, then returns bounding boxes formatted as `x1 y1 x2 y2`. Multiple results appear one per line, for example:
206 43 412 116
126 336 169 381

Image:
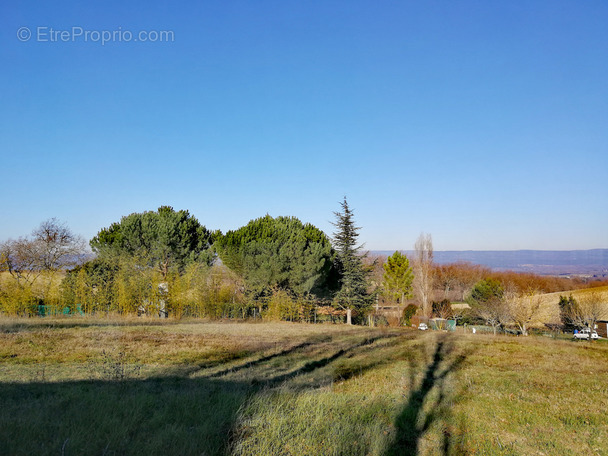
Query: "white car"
418 323 428 331
573 328 599 340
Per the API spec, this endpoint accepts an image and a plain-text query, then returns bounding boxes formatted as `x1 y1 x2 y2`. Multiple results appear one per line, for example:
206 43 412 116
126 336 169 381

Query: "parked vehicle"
418 323 428 331
573 328 599 340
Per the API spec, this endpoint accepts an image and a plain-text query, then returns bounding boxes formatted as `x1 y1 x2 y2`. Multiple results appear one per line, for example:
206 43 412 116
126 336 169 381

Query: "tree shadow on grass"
264 334 399 386
0 375 248 456
189 340 318 379
384 334 470 456
0 332 399 456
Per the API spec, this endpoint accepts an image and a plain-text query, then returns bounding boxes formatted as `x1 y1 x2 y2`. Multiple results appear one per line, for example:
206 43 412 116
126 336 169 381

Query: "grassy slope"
520 285 608 325
0 318 607 455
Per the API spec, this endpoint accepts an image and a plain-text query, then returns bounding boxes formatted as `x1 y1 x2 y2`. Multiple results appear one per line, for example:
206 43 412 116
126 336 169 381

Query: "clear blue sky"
2 1 607 251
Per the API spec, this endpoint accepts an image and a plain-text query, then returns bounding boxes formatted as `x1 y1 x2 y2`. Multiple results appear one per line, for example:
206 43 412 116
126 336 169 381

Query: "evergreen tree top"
331 197 364 255
331 197 373 313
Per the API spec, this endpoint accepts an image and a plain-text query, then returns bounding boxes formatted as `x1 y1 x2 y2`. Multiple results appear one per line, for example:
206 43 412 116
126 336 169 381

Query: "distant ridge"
370 249 608 276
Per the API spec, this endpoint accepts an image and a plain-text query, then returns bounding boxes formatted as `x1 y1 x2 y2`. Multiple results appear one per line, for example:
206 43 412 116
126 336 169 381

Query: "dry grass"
1 317 607 455
0 317 373 381
456 334 608 455
518 286 608 325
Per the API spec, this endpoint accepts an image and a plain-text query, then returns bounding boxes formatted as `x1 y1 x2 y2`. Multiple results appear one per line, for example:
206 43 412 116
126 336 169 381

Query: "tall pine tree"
332 198 373 324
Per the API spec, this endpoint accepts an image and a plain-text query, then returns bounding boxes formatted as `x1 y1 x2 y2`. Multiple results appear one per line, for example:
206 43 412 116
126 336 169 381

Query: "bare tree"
413 233 434 317
0 218 86 286
569 291 608 340
435 263 459 301
432 299 453 320
1 237 41 285
504 290 549 336
474 296 510 335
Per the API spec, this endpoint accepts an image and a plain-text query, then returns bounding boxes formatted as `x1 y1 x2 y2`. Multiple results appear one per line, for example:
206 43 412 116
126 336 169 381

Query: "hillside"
533 285 608 325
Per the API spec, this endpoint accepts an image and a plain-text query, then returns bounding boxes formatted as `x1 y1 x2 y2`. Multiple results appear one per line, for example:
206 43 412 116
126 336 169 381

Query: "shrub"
402 304 418 326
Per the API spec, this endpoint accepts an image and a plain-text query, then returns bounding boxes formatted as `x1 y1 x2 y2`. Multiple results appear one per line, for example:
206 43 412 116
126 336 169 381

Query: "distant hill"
370 249 608 276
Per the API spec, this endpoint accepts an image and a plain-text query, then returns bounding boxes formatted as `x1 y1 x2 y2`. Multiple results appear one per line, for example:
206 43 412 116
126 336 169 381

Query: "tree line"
462 277 607 336
0 200 372 322
1 201 606 329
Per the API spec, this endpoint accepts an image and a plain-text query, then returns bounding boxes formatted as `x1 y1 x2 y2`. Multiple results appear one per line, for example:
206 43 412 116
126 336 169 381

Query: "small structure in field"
596 320 608 338
450 303 470 311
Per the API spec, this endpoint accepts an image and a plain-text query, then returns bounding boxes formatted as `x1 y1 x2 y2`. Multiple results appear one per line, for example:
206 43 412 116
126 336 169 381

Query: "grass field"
534 285 608 324
1 318 607 455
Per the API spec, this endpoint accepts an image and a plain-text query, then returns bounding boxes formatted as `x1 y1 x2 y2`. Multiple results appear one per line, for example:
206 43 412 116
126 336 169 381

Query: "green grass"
1 317 607 455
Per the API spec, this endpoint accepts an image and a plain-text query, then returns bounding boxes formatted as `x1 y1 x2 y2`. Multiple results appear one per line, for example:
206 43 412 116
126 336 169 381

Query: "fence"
37 304 84 317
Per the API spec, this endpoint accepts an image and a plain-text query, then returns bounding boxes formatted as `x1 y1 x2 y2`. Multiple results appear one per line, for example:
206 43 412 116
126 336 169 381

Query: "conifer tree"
215 215 336 298
90 206 213 280
331 198 373 324
558 295 578 333
382 251 414 309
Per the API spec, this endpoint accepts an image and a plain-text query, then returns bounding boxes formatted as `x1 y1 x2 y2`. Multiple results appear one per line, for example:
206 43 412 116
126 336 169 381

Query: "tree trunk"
346 308 352 325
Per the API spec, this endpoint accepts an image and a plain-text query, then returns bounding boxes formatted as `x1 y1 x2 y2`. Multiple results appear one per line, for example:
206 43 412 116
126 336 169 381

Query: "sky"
1 1 607 251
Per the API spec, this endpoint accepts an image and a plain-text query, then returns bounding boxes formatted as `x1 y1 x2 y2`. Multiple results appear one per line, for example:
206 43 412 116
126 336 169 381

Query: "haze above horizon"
1 1 607 251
